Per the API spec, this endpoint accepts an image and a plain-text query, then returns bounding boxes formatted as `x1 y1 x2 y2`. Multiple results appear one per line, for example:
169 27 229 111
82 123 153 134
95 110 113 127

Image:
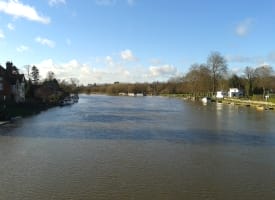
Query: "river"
0 94 275 199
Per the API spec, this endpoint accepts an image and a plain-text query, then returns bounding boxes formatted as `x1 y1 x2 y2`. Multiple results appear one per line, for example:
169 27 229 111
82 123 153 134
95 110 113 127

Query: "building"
0 66 10 101
10 74 25 103
216 91 227 99
228 88 243 98
0 64 25 103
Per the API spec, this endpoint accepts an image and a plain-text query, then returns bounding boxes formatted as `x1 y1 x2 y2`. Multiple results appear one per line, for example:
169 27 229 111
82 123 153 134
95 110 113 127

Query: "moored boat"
201 97 211 104
256 106 264 111
60 94 79 106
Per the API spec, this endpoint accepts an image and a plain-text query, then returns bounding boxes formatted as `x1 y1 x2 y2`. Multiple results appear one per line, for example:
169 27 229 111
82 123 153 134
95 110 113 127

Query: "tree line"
79 52 275 99
4 50 275 101
25 65 79 104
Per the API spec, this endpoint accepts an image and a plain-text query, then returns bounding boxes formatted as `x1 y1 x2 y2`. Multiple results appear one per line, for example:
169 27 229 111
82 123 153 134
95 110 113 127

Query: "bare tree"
255 65 274 98
24 65 32 80
185 63 212 96
207 52 227 94
70 78 80 93
244 66 256 97
46 71 55 81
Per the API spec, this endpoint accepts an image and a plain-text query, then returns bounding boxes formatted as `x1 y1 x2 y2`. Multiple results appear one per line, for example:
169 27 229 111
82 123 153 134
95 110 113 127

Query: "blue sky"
0 0 275 84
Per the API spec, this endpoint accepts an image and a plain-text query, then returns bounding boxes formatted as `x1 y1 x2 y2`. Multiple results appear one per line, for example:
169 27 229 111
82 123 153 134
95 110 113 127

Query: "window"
0 76 3 81
0 83 3 91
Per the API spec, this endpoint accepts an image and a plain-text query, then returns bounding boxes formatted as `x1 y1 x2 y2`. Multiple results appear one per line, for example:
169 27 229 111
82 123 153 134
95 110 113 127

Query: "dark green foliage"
31 65 39 84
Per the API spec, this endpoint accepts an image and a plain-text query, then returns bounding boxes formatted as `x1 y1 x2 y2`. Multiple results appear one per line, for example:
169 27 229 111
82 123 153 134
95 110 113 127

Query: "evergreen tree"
31 66 39 84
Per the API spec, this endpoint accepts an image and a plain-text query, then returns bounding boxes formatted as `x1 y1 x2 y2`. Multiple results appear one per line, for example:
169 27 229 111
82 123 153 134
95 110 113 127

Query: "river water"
0 94 275 199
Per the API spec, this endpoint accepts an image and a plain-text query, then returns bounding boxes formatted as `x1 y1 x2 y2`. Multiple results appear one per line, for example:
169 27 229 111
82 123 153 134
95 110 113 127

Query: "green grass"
251 94 275 103
269 97 275 103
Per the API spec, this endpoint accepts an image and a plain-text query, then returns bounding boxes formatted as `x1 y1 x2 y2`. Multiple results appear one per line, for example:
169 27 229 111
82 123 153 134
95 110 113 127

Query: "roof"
0 66 25 84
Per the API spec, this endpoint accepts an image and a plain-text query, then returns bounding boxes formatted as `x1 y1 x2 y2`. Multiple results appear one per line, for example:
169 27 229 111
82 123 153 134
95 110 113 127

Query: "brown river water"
0 94 275 199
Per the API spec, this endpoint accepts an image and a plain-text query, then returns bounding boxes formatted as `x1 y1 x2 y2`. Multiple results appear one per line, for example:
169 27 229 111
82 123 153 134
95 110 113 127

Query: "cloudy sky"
0 0 275 84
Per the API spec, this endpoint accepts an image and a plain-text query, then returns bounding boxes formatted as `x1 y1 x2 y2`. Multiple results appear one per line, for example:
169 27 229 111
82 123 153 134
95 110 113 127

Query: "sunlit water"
1 95 275 200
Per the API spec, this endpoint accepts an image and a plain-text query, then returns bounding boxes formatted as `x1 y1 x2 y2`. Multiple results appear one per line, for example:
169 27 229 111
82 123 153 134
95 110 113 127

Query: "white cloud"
32 51 178 84
257 62 271 68
16 45 29 52
0 0 50 24
229 67 243 75
226 52 275 65
235 18 253 37
105 56 114 66
120 49 137 61
35 36 55 48
32 58 128 84
35 59 99 84
226 55 257 63
49 0 66 6
149 65 177 78
7 23 15 30
0 29 5 38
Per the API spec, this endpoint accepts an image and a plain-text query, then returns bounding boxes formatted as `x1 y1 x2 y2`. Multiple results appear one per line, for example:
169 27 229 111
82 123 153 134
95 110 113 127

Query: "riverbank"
220 98 275 110
0 94 79 124
160 94 275 111
0 101 56 122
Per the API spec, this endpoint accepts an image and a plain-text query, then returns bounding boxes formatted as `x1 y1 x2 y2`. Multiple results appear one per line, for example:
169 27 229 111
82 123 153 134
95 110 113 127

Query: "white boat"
60 97 74 106
71 94 79 103
60 94 79 106
201 97 211 103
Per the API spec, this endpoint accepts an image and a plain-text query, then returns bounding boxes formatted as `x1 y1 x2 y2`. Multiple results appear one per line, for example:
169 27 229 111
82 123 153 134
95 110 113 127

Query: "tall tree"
207 52 227 94
24 65 32 81
185 63 212 96
31 65 40 85
228 74 242 88
46 71 55 81
255 65 273 98
244 66 256 97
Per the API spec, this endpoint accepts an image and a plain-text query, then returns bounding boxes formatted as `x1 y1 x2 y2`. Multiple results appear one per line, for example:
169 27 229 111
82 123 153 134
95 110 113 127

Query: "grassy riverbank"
161 93 275 110
221 98 275 109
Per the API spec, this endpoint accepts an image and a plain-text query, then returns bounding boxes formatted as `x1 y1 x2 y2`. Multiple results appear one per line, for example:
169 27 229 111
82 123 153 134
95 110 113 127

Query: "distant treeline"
79 52 275 99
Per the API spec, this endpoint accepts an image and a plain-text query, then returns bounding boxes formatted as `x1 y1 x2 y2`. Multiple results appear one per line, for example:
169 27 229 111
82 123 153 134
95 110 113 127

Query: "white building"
216 91 227 99
228 88 243 98
128 93 135 96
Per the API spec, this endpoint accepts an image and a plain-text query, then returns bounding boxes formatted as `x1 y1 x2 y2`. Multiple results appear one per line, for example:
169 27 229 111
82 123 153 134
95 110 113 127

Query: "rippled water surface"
1 95 275 199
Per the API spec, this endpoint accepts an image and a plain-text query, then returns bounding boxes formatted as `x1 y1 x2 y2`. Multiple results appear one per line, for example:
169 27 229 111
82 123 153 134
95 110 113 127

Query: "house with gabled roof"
0 64 25 103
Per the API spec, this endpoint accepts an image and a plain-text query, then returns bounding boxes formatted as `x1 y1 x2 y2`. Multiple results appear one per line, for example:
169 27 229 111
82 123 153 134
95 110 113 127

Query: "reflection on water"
1 95 275 200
